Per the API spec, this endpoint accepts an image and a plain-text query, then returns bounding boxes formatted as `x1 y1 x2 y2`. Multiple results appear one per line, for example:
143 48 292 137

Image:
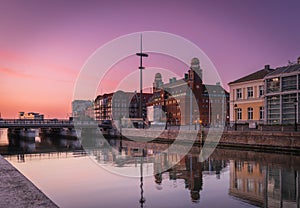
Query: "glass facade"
267 95 280 124
266 77 280 93
282 75 297 91
266 73 299 124
282 94 297 124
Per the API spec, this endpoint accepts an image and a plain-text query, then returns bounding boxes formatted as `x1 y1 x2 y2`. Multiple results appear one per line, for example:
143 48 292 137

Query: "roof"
228 67 274 85
204 84 229 94
265 64 300 77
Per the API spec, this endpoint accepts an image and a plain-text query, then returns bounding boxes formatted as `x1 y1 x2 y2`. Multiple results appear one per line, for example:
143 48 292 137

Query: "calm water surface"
1 129 300 208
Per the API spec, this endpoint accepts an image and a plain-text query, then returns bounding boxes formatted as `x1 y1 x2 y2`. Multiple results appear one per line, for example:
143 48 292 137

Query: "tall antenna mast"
136 34 148 119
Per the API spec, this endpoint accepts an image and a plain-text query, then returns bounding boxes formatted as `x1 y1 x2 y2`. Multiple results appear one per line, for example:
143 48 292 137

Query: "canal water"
0 128 300 208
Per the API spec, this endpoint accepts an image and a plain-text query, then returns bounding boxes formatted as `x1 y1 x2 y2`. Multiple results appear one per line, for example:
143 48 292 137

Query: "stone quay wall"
207 131 300 152
120 128 300 152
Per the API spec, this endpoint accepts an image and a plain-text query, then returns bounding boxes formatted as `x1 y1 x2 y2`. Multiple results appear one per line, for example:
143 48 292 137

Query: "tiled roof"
265 64 300 77
228 67 274 85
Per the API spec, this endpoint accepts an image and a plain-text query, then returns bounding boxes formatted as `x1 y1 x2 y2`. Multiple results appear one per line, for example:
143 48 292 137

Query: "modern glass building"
265 58 300 124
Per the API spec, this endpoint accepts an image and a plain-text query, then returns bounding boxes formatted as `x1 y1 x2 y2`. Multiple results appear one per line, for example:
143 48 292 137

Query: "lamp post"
163 89 168 130
136 34 148 120
234 104 238 131
139 149 146 208
294 99 298 132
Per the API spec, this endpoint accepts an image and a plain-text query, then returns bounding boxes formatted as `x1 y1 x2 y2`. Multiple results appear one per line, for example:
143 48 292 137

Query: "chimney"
169 78 173 83
184 73 188 80
264 65 270 70
298 56 300 64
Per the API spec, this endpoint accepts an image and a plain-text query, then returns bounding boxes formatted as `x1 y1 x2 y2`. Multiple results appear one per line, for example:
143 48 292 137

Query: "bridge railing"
0 119 71 124
0 119 100 128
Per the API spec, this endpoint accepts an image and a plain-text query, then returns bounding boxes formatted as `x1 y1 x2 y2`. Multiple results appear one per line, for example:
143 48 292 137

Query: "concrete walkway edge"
0 155 58 208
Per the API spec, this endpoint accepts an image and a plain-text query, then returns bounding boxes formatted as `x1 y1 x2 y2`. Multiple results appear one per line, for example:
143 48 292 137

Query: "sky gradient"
1 0 300 118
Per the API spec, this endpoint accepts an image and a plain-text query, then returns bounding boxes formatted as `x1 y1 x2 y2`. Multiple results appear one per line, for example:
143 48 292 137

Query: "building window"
236 88 242 100
235 179 243 190
247 87 253 98
259 85 264 97
248 107 253 120
247 179 254 192
267 77 280 93
282 93 297 124
237 108 242 120
282 75 297 91
259 106 264 120
247 163 254 174
267 95 280 124
259 182 263 193
235 161 243 172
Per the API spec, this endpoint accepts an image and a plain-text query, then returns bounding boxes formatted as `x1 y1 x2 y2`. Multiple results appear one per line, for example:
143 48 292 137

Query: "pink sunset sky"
1 0 300 118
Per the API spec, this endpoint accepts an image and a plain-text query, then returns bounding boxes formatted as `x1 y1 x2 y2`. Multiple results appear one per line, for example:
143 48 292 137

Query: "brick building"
94 91 153 121
147 58 229 126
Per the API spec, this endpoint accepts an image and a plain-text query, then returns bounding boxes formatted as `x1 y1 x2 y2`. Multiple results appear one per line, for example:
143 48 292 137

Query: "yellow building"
229 160 265 207
228 65 274 125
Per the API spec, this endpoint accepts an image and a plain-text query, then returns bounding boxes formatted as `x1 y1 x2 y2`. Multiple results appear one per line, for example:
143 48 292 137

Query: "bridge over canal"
0 119 99 129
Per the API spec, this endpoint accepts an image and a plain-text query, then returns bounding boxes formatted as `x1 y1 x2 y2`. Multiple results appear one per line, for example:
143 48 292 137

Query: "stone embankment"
119 128 300 152
216 131 300 152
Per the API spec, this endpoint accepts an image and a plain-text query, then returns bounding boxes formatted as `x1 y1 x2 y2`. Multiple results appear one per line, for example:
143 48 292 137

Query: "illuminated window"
267 77 280 93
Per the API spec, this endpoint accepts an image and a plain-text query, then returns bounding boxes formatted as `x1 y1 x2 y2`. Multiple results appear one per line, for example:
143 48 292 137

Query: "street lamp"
139 149 146 208
163 89 168 130
294 99 298 132
234 104 238 131
136 34 148 120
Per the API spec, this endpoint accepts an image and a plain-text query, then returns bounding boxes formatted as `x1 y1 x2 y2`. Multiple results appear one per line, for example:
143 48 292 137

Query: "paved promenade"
0 155 58 208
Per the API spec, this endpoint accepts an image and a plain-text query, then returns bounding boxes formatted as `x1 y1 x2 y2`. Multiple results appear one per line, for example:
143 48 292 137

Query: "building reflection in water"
153 153 227 203
91 138 229 204
230 160 300 207
230 160 265 206
3 132 300 207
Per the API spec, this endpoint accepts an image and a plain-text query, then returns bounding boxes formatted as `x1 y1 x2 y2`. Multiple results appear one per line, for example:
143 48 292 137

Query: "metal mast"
136 34 148 119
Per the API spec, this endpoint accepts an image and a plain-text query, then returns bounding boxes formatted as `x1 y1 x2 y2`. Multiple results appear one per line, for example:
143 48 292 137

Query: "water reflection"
228 151 300 208
1 129 300 207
